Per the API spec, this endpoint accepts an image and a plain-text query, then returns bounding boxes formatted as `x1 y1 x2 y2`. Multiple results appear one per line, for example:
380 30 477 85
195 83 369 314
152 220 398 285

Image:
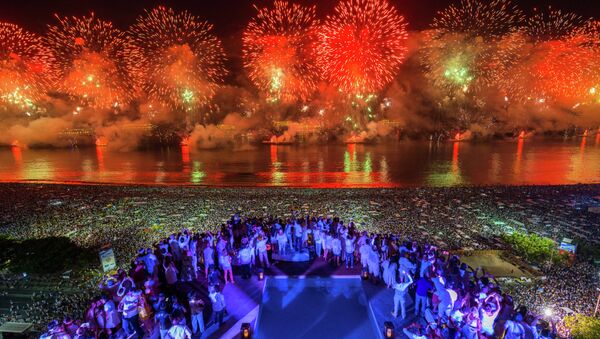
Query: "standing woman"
219 249 234 284
381 259 392 288
324 232 333 262
461 307 482 339
368 245 381 283
203 241 215 279
387 260 398 288
380 237 389 261
256 235 270 267
276 229 288 255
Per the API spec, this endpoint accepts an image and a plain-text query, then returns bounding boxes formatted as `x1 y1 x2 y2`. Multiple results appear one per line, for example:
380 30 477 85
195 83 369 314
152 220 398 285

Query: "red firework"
505 9 598 104
317 0 408 94
0 22 56 111
243 1 319 103
127 6 227 111
46 14 132 109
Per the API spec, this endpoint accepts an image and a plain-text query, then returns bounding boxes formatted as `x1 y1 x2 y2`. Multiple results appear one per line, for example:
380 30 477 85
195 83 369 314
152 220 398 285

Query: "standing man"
154 302 171 339
414 274 433 317
209 286 227 328
294 220 303 251
238 245 253 279
118 289 144 338
188 292 205 337
392 271 413 319
345 234 356 269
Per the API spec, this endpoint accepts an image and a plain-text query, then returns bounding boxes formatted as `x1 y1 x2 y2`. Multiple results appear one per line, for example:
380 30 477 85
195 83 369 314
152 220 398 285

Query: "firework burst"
526 8 587 42
431 0 523 40
127 6 226 113
504 9 597 105
0 22 55 114
424 0 524 93
243 1 319 104
46 14 131 109
317 0 408 95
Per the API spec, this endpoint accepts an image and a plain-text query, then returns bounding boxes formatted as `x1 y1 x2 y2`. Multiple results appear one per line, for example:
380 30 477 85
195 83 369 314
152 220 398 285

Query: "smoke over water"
1 3 599 149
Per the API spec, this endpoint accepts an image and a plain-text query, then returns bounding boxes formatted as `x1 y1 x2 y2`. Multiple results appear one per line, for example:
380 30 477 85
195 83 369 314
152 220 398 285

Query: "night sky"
1 0 598 36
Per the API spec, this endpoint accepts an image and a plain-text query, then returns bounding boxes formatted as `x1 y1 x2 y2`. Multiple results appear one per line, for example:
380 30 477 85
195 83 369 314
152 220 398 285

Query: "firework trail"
46 14 131 110
0 22 55 115
317 0 408 95
127 6 226 114
243 1 319 104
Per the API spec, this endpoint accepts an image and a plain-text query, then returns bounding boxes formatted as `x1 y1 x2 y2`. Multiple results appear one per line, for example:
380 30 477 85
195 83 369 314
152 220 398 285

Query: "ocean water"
0 139 598 187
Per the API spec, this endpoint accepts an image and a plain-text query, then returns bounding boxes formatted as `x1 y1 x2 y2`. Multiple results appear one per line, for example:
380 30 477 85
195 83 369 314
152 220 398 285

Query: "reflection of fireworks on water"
46 14 131 109
127 7 226 112
243 1 319 104
424 0 524 93
317 0 408 95
0 23 55 114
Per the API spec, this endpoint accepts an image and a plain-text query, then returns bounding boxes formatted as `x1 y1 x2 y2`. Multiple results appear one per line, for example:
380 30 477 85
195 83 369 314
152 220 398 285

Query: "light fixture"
384 321 394 338
258 269 264 281
241 322 251 338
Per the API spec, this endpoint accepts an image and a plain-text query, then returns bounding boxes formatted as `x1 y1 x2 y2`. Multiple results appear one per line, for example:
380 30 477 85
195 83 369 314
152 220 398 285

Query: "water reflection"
0 140 598 187
96 146 105 171
11 146 22 166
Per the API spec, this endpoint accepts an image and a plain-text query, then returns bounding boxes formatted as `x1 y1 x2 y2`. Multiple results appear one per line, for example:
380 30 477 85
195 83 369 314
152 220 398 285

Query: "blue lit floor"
255 276 379 339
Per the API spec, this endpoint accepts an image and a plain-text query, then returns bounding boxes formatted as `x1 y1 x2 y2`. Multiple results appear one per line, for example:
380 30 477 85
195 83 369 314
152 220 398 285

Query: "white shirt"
257 239 267 253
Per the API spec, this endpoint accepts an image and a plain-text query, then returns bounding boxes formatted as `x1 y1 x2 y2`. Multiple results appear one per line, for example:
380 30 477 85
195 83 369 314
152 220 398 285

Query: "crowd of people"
0 184 598 337
32 211 588 338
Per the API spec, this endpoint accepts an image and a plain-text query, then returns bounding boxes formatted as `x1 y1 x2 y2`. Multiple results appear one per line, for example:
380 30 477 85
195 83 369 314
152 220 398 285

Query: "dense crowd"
35 214 564 339
0 184 598 337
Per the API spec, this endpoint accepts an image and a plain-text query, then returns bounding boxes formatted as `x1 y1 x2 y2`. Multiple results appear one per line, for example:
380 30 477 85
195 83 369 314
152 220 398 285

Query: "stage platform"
255 276 379 339
271 249 310 262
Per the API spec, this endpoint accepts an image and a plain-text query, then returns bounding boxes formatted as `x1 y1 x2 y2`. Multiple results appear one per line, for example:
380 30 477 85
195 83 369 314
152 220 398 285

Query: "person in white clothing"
332 236 342 266
313 229 323 258
344 235 356 268
219 249 234 284
479 293 501 337
323 232 333 260
256 235 269 267
359 242 370 269
367 245 381 281
203 242 215 279
275 229 288 255
392 271 413 319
